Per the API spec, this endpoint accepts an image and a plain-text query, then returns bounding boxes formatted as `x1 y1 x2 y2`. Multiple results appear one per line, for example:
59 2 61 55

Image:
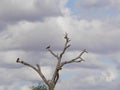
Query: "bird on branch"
16 58 19 63
46 45 50 49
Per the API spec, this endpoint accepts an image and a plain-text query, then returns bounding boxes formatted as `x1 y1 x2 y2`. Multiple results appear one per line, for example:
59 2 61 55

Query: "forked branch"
60 49 88 67
60 33 71 59
16 58 48 85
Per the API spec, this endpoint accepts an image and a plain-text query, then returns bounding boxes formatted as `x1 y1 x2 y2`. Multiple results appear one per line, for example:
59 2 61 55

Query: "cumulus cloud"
56 67 118 90
0 0 64 23
57 69 111 90
20 86 30 90
0 16 120 53
0 20 64 51
0 0 120 90
0 14 120 90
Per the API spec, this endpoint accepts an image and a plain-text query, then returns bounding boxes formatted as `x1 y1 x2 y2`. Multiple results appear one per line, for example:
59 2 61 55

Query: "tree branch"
60 49 87 67
36 64 49 85
46 46 59 59
16 58 49 85
60 33 71 59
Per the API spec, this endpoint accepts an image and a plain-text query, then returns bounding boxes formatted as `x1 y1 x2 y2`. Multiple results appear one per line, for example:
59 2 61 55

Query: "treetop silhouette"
16 33 87 90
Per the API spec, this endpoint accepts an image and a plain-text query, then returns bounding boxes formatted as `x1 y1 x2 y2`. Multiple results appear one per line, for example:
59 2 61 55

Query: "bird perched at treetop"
16 58 19 63
46 45 50 49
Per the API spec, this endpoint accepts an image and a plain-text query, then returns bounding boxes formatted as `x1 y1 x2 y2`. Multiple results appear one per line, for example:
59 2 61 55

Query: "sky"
0 0 120 90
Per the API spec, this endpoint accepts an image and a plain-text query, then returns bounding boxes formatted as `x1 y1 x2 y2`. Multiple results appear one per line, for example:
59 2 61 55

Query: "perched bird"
16 58 19 63
46 45 50 49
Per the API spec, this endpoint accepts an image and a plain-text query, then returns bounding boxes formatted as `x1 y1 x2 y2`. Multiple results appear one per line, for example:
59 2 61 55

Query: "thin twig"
60 33 71 59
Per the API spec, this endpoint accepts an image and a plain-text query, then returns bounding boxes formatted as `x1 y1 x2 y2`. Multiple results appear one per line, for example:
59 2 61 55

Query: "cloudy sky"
0 0 120 90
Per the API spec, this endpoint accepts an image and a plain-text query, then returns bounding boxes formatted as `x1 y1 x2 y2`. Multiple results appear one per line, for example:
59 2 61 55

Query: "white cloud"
56 67 118 90
0 15 120 53
0 0 120 90
101 68 117 82
20 86 30 90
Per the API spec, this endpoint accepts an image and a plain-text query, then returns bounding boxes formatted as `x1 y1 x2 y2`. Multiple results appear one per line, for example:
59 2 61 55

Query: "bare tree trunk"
48 86 54 90
47 82 55 90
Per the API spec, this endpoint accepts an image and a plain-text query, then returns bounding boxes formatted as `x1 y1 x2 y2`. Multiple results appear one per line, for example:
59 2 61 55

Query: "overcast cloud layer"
0 0 120 90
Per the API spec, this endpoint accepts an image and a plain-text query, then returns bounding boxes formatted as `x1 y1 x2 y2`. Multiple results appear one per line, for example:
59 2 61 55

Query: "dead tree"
16 33 87 90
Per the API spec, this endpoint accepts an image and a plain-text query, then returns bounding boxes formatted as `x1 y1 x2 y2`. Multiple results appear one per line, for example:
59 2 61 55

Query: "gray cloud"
75 0 120 10
75 0 109 10
56 66 118 90
0 17 120 54
0 0 120 90
0 0 63 23
73 0 120 20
